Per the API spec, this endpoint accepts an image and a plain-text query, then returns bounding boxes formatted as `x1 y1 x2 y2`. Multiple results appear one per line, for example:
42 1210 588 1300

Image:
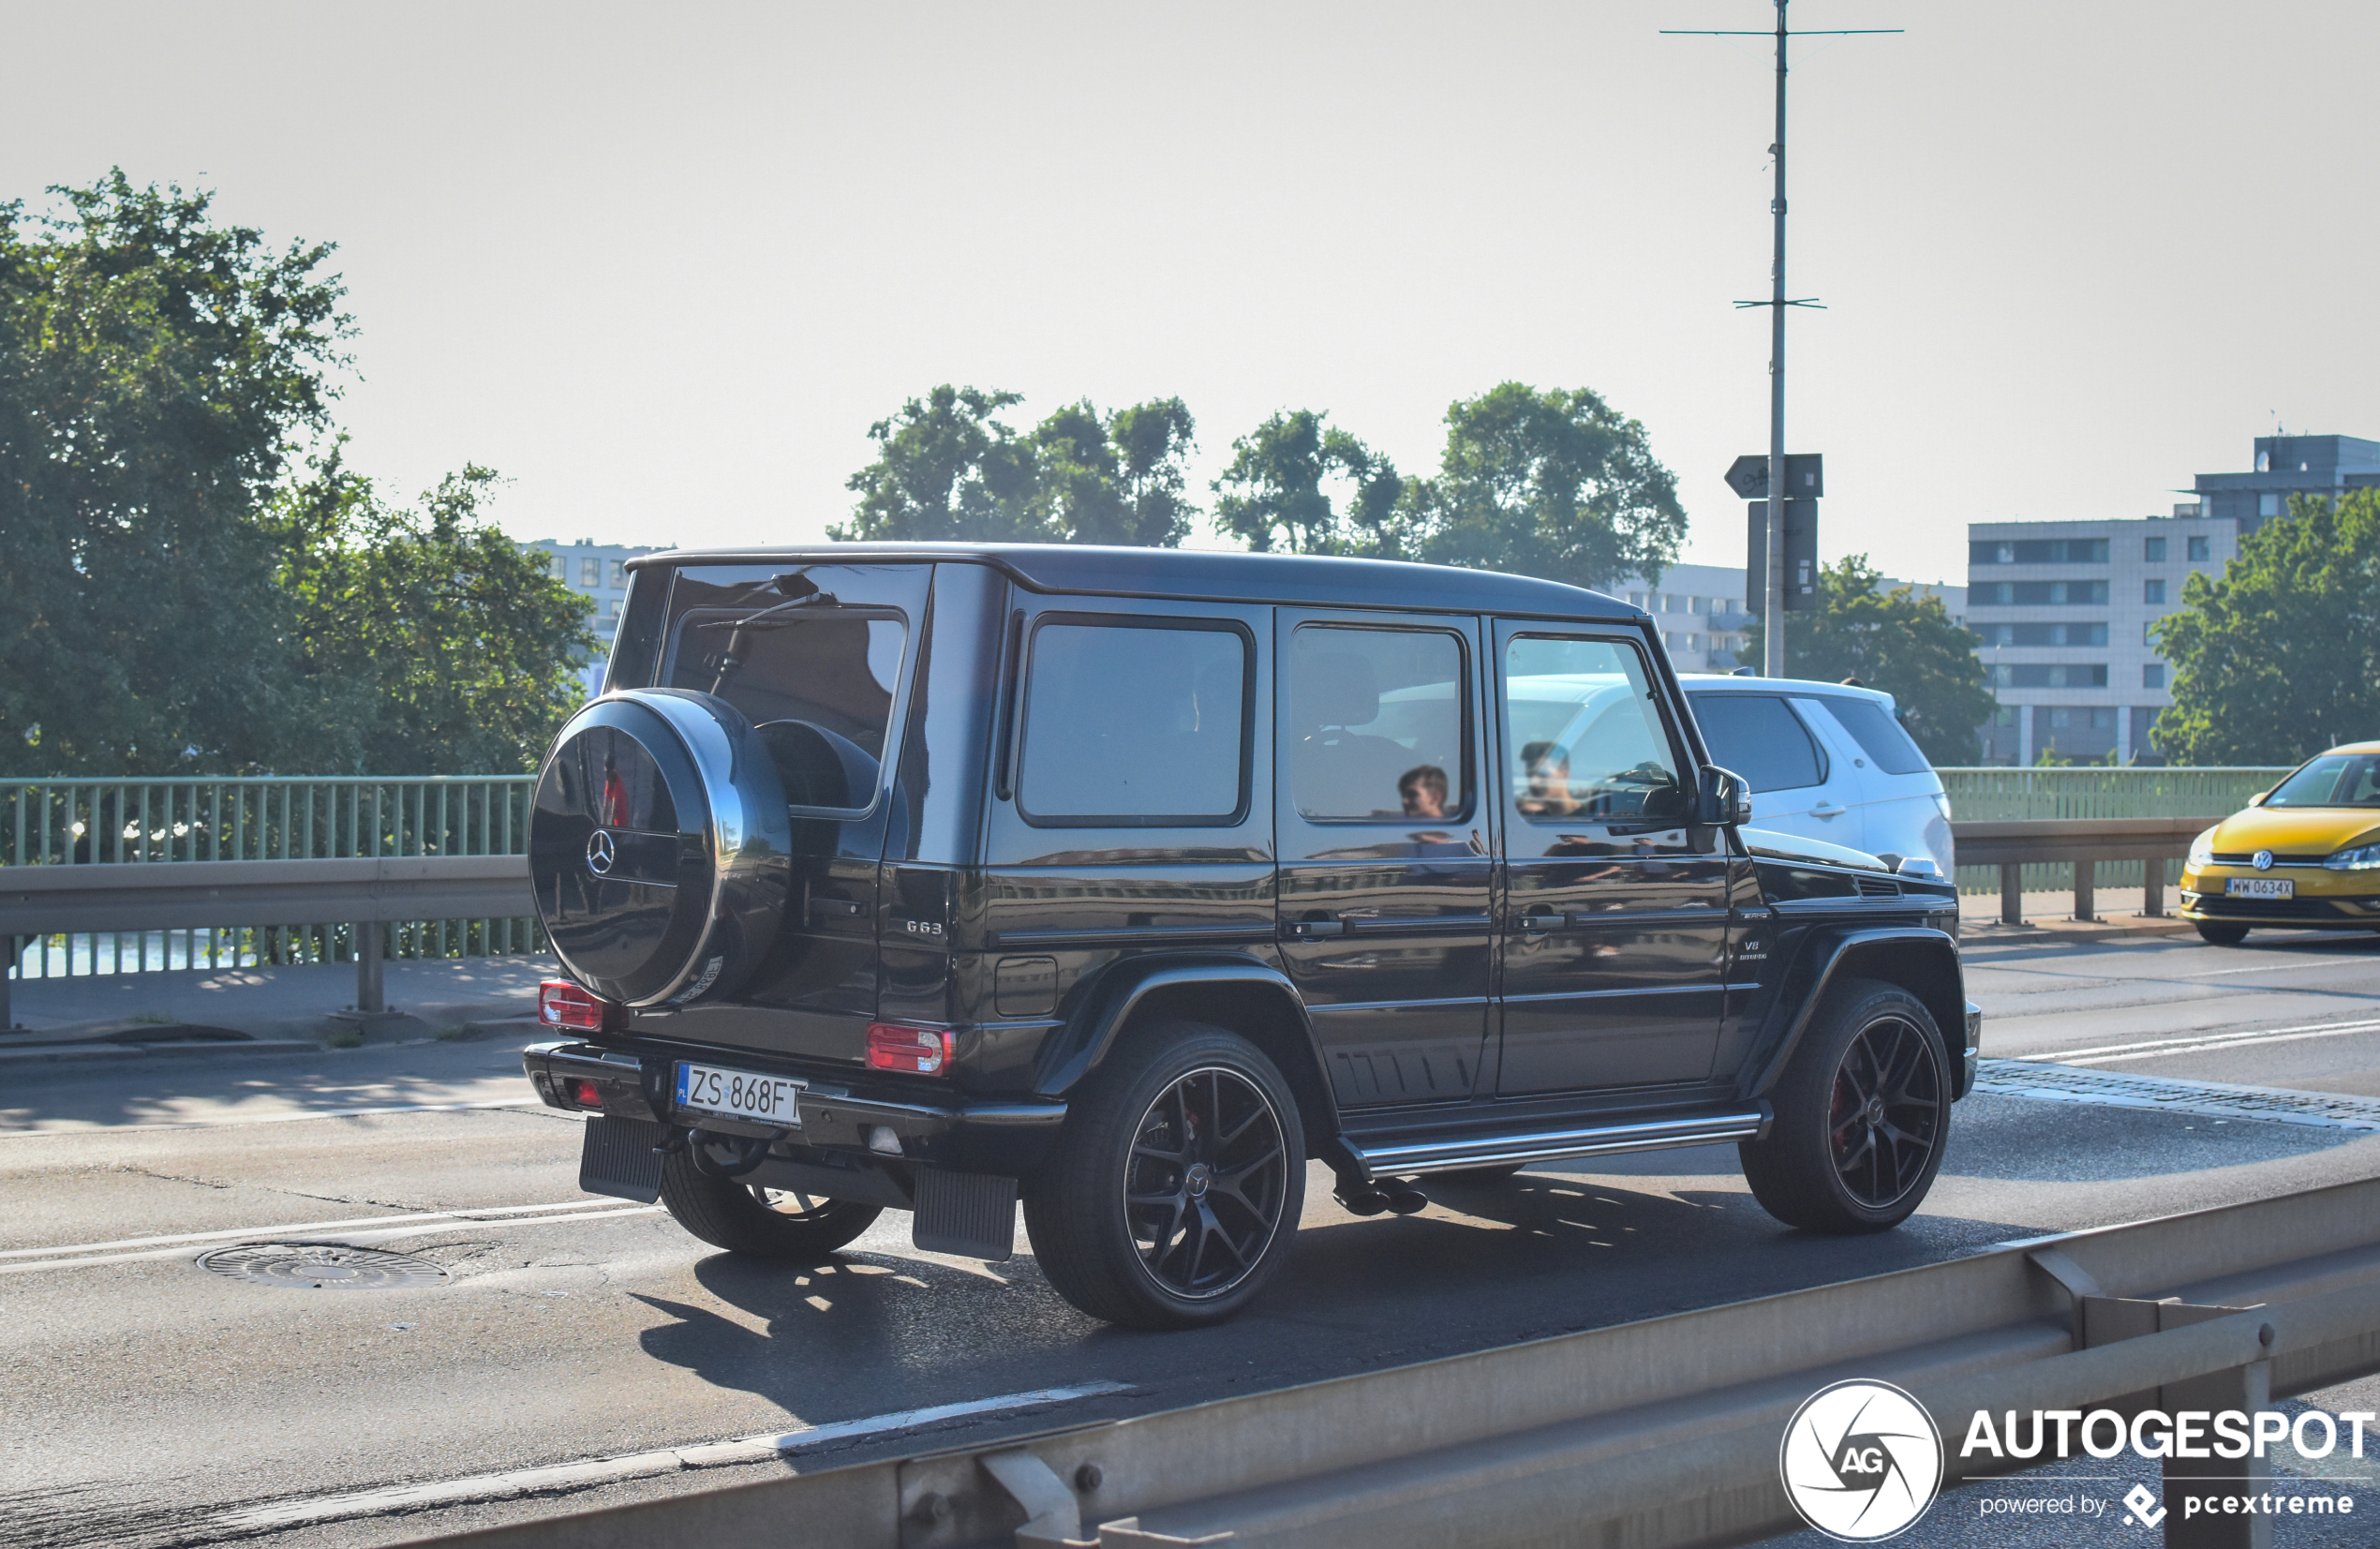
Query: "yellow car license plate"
2224 877 2293 899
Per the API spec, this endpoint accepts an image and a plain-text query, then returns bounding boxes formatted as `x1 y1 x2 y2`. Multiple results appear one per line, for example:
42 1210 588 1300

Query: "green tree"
1406 382 1686 593
268 450 595 775
2153 491 2380 765
1738 555 1995 766
0 171 350 776
834 385 1197 545
1212 410 1410 557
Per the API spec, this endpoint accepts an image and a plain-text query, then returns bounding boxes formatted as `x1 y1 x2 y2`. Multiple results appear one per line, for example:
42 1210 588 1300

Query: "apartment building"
521 537 669 697
1609 561 1964 676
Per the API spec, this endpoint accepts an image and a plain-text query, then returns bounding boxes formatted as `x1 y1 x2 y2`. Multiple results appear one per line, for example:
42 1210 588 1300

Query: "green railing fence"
2 776 542 980
1936 766 2290 897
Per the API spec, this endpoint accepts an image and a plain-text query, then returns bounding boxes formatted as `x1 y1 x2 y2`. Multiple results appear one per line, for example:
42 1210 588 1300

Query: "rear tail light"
539 979 608 1031
867 1022 954 1075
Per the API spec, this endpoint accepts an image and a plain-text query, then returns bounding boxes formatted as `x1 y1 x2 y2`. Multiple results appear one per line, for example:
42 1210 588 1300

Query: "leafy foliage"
1408 383 1686 593
2153 492 2380 765
0 172 349 776
1738 555 1994 766
270 449 594 775
832 384 1198 545
0 172 590 777
1212 410 1409 557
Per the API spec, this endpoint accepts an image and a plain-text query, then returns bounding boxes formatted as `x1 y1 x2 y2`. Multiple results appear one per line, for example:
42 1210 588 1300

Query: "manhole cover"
196 1243 451 1290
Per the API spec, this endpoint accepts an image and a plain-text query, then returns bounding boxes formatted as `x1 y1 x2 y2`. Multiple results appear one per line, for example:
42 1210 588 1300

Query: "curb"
0 1037 324 1065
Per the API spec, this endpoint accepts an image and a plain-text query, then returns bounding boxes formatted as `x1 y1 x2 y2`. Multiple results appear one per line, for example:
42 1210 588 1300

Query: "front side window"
1288 626 1468 821
1018 620 1247 825
1689 693 1823 792
1503 637 1685 824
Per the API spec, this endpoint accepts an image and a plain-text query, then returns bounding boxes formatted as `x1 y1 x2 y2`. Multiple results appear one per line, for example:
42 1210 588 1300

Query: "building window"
580 558 600 588
1662 594 1681 613
1687 596 1703 614
2144 578 2165 605
608 560 627 588
2188 535 2213 560
1974 580 2110 605
1688 633 1703 651
2145 620 2158 645
1629 592 1645 608
2255 496 2279 520
2144 536 2166 562
1989 663 2109 689
551 555 566 579
1977 621 2108 647
1968 538 2109 565
2143 663 2165 690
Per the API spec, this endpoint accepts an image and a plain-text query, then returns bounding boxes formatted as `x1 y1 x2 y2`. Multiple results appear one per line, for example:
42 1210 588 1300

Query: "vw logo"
586 829 617 876
2254 849 2274 871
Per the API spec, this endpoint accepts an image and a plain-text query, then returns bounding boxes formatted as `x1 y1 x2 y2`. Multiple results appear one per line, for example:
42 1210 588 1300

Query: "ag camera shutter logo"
1779 1379 1943 1541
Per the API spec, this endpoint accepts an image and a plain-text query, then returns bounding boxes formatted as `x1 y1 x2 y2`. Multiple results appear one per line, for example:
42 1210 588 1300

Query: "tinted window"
2265 754 2380 809
1503 637 1684 823
1688 694 1824 792
1818 696 1931 775
1019 621 1246 824
1289 627 1468 820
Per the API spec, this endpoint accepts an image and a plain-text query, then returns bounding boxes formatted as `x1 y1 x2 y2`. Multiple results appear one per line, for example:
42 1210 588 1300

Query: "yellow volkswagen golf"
2179 741 2380 945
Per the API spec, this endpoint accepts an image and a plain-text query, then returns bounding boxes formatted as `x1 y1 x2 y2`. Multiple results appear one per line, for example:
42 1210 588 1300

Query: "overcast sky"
7 1 2373 586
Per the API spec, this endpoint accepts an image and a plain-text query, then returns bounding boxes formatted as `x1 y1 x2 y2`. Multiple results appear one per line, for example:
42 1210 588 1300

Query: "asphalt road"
7 926 2380 1549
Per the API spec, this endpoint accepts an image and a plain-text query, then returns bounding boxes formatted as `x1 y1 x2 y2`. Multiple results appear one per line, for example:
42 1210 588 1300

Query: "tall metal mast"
1665 5 1897 677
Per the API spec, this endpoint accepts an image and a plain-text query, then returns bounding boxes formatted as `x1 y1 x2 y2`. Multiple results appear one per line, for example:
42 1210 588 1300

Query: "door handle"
1282 919 1346 940
1517 912 1568 933
1812 802 1844 817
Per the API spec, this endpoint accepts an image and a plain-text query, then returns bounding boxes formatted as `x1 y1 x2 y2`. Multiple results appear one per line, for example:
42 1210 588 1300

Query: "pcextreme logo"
1780 1379 1944 1542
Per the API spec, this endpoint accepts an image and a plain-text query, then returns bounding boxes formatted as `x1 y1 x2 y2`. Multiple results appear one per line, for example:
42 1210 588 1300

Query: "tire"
659 1152 882 1259
1429 1164 1525 1185
1023 1021 1305 1330
2196 921 2251 946
1740 979 1950 1234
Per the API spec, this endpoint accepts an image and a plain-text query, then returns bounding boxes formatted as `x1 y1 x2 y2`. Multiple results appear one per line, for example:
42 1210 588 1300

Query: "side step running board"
1356 1109 1769 1177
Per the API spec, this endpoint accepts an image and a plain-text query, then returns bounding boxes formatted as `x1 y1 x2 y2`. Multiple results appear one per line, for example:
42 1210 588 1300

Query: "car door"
1274 611 1495 1107
1684 690 1838 843
1495 628 1729 1095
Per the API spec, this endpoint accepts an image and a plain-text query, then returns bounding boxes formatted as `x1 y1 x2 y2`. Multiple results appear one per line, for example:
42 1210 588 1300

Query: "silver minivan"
1678 675 1954 876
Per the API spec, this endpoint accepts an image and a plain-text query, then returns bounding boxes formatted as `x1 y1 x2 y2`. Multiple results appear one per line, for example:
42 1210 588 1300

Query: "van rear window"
1817 696 1931 775
1018 619 1248 825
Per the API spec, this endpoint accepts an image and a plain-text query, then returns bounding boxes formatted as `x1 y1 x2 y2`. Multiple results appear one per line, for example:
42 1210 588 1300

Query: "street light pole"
1763 0 1789 677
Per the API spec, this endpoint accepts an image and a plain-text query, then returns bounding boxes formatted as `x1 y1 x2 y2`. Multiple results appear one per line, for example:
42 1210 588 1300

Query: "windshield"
2263 753 2380 809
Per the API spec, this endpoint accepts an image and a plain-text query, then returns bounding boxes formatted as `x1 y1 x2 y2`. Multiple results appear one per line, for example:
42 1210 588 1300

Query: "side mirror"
1697 765 1753 827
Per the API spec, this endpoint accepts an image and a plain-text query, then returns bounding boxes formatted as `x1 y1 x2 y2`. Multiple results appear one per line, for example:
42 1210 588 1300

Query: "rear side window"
1018 619 1249 825
1289 626 1470 821
1688 693 1825 793
1818 696 1931 774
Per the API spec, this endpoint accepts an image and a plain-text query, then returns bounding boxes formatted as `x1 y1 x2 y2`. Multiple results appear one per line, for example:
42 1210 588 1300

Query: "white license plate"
2225 877 2294 899
674 1062 804 1126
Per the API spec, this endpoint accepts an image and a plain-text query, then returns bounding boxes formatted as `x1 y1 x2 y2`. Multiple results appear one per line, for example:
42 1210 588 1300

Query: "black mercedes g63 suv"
521 544 1979 1329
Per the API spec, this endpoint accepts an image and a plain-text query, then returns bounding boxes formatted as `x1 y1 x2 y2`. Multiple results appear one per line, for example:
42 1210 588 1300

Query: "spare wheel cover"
529 690 792 1007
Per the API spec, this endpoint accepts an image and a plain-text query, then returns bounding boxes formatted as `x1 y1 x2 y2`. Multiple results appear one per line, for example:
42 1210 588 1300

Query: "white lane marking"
0 1198 631 1261
2003 1017 2380 1065
2182 958 2380 979
0 1204 663 1275
0 1097 564 1139
216 1380 1136 1531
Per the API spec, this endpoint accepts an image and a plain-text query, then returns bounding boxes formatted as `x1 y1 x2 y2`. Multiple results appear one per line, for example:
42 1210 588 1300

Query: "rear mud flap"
913 1167 1017 1261
580 1115 667 1203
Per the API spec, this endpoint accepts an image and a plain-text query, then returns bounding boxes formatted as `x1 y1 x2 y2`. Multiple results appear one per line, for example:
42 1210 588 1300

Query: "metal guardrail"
409 1175 2380 1549
0 775 539 985
1936 767 2287 821
1954 816 2223 924
0 855 532 1028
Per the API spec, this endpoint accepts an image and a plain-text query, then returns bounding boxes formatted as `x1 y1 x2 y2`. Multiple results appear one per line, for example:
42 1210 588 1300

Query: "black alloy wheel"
1123 1066 1292 1301
1825 1016 1944 1211
1740 979 1951 1234
1024 1021 1307 1329
658 1151 882 1259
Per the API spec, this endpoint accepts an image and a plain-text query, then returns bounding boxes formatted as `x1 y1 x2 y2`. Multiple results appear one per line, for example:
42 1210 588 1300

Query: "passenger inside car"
1399 765 1449 818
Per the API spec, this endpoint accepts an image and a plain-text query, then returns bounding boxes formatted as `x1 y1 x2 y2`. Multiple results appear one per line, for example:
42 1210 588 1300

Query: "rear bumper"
521 1040 1067 1177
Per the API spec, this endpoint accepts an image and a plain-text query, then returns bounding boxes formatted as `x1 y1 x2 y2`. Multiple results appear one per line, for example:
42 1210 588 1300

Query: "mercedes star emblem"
2254 849 2274 871
586 829 617 876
